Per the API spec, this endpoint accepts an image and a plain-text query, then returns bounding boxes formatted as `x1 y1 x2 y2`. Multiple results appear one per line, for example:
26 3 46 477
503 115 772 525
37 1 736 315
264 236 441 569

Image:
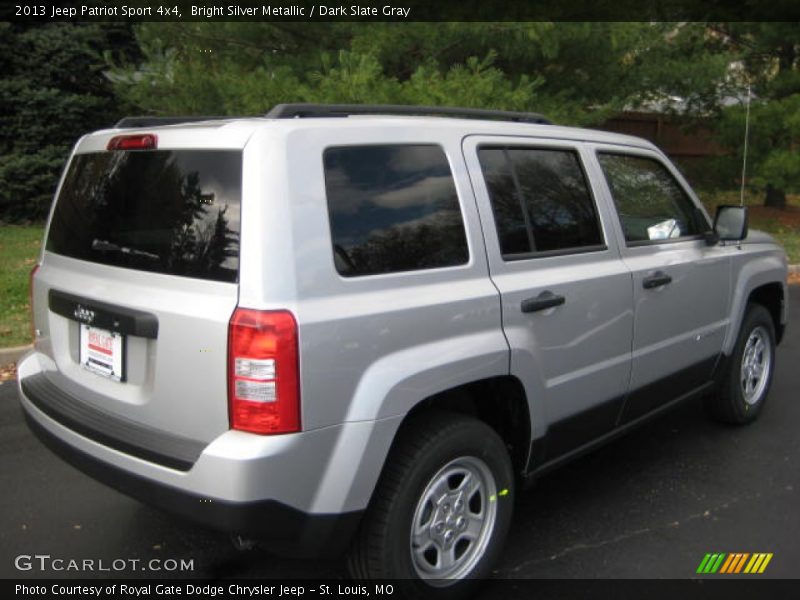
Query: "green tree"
101 21 800 207
0 22 139 221
712 23 799 207
107 22 727 126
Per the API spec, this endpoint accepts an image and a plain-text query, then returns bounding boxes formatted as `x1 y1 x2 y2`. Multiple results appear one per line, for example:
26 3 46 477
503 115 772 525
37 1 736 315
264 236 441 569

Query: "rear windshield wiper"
91 239 160 261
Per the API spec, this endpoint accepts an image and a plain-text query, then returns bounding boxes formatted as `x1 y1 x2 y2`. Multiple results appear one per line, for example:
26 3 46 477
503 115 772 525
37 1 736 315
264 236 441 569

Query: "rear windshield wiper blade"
91 239 160 261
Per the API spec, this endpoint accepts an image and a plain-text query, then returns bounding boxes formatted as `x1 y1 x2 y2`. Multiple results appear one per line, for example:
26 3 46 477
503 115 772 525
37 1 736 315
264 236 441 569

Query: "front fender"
724 247 788 355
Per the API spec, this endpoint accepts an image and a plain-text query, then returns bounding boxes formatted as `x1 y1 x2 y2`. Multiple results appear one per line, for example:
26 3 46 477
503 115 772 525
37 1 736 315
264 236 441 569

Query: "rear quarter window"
323 144 469 277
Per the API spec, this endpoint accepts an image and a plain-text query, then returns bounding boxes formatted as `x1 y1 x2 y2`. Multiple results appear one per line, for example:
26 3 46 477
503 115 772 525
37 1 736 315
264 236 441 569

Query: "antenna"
740 84 752 207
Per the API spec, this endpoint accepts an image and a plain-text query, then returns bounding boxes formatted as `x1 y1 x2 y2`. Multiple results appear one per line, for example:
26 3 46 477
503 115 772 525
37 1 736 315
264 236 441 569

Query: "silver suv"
18 104 788 595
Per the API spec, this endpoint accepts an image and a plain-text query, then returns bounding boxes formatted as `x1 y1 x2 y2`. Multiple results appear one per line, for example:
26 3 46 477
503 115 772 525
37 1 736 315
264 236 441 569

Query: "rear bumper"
17 353 403 557
21 371 204 471
23 412 361 557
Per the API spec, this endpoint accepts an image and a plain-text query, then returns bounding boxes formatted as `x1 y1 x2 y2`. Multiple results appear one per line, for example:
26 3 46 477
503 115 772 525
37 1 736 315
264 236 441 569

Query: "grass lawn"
0 225 43 348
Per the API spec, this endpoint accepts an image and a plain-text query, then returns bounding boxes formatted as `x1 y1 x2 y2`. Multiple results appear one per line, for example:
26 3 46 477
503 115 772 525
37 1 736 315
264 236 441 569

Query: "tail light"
227 308 300 434
29 264 39 342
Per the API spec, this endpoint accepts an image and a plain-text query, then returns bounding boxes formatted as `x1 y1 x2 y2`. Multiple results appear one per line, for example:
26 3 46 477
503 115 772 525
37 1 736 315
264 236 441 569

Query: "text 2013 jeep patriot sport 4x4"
18 104 788 595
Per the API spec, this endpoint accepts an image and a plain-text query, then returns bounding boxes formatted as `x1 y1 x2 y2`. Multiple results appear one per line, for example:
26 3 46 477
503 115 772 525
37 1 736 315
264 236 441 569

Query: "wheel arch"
724 257 787 357
399 375 532 478
746 282 785 345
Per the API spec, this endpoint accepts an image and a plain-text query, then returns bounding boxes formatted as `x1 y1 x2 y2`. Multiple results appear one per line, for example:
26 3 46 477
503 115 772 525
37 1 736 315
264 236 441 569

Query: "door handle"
642 271 672 289
521 291 566 313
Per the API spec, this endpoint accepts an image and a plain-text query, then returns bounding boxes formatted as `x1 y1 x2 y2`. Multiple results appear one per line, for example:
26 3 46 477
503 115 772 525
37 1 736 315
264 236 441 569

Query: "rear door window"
324 144 469 276
478 146 604 258
47 150 241 283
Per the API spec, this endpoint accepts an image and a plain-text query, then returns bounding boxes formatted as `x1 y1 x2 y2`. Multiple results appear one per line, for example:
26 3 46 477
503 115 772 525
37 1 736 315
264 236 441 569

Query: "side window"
597 153 707 244
478 146 603 258
324 145 469 277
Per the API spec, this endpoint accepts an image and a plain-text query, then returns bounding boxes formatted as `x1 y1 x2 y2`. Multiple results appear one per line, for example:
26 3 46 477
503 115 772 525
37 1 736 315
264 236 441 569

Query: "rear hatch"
31 129 246 445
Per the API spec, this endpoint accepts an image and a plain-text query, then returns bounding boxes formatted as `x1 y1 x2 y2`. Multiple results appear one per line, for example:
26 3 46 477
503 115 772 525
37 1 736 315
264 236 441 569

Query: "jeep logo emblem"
73 305 95 324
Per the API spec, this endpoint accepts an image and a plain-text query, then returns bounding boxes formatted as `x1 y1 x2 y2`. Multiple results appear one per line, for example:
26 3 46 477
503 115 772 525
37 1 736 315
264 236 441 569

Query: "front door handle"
642 271 673 289
521 291 566 313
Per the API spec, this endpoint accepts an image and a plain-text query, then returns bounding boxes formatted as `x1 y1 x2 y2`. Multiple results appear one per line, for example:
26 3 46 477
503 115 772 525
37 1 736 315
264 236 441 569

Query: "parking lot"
2 287 798 591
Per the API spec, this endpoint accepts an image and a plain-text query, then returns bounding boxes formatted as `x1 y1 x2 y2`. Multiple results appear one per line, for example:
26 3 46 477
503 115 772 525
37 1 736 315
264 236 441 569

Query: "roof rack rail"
265 103 552 124
115 116 235 128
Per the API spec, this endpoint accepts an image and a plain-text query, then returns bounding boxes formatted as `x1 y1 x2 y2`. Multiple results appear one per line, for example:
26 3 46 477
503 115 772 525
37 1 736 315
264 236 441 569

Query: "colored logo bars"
696 553 773 574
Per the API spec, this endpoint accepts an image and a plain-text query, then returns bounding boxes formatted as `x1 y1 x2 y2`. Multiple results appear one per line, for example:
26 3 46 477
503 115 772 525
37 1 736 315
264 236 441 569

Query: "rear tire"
347 411 514 599
706 303 776 424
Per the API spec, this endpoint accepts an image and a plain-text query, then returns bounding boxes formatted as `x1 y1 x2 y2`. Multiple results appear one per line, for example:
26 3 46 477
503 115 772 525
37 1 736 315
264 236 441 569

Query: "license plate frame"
79 324 126 382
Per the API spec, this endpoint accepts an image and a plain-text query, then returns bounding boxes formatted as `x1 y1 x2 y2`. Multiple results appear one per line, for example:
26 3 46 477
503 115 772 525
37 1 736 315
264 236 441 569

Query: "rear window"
46 150 241 283
323 144 469 277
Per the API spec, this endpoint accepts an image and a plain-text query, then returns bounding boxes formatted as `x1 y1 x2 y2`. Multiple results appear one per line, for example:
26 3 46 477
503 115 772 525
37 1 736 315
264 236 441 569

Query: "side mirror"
714 205 748 241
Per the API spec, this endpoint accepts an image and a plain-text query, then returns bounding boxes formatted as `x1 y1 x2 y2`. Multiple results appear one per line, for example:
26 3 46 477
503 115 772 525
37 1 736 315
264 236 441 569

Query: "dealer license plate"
79 324 124 381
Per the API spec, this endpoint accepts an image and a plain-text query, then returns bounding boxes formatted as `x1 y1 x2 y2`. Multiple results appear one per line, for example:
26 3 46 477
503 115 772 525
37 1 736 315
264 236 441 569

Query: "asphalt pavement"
2 288 798 593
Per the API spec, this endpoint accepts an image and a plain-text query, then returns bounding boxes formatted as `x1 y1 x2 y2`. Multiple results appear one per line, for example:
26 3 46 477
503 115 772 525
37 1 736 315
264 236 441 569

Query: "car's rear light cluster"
227 308 301 435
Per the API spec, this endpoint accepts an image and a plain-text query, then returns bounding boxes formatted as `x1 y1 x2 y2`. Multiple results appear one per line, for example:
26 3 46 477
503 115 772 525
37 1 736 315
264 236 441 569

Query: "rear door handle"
521 291 566 313
642 271 672 289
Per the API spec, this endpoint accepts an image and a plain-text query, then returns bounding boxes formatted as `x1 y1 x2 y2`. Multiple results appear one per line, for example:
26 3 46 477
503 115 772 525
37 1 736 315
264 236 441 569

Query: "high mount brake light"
107 134 158 151
228 308 301 435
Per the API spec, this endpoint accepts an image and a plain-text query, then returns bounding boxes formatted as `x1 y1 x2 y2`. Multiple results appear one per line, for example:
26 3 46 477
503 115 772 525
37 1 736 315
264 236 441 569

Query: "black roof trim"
114 105 552 128
265 103 552 124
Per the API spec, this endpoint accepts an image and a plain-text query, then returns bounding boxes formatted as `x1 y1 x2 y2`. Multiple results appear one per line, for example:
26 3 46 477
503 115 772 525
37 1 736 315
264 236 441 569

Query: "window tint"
47 150 241 282
597 153 706 243
324 145 469 276
478 147 603 257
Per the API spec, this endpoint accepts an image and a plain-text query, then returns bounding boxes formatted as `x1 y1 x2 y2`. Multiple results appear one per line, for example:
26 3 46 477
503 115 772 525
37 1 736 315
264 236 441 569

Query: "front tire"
707 303 776 424
347 411 514 598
